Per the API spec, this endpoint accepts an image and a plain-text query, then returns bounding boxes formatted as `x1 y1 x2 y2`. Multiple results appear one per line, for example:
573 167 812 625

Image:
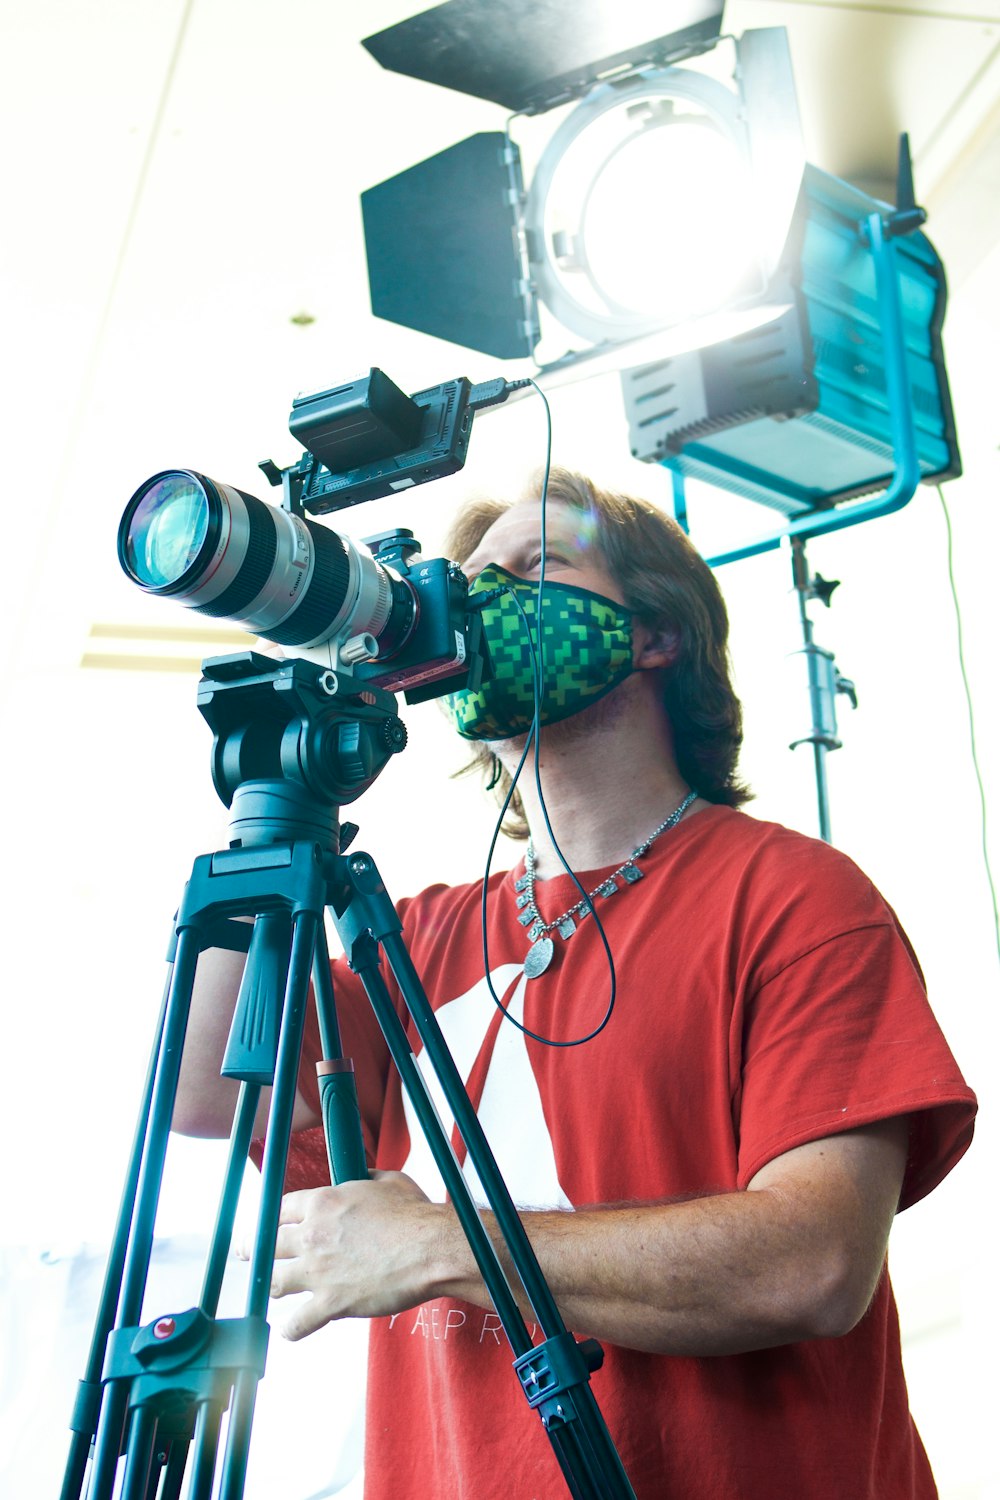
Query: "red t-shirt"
279 806 976 1499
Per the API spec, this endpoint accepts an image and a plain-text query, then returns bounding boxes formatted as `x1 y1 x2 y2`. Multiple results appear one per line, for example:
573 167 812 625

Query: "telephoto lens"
118 470 416 661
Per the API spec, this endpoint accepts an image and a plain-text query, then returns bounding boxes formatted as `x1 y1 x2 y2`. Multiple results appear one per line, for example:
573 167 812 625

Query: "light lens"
124 474 211 588
582 120 755 321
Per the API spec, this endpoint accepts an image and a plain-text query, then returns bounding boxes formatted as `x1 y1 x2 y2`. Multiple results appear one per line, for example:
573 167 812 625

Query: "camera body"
293 529 487 704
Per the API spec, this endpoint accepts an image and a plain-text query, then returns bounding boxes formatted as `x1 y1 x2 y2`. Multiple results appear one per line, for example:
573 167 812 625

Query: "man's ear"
634 624 681 670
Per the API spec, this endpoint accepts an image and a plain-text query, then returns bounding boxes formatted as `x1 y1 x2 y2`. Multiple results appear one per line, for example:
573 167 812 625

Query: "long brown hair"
446 468 752 836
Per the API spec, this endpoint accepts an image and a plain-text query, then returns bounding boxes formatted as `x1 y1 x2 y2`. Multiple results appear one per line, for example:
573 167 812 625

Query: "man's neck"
498 677 705 879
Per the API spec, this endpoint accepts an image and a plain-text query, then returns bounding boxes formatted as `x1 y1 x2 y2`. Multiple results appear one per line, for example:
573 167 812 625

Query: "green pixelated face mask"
442 564 635 741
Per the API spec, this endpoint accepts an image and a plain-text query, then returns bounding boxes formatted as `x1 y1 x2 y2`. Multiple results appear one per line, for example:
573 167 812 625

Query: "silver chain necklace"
513 789 699 979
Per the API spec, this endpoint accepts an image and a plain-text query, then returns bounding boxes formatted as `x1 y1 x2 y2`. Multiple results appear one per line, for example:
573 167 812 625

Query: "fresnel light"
361 1 802 377
360 0 959 559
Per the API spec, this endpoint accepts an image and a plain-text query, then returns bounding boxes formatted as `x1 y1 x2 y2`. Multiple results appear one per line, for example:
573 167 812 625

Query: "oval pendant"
523 936 555 979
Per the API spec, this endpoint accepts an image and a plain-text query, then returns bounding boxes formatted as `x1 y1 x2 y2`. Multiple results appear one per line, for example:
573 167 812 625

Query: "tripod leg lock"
69 1377 103 1436
513 1333 605 1426
103 1309 270 1414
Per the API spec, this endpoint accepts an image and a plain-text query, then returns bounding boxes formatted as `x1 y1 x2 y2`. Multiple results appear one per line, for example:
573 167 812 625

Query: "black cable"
937 484 1000 968
476 379 620 1046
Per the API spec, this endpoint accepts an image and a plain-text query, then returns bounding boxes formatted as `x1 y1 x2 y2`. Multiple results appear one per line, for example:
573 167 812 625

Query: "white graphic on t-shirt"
399 963 573 1211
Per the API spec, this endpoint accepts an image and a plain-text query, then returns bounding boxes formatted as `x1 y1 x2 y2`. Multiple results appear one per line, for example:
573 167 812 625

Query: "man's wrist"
419 1201 488 1305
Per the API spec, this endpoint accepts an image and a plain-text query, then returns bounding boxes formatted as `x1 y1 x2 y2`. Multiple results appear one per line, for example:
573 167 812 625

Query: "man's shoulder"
680 804 893 926
695 804 871 871
397 866 514 921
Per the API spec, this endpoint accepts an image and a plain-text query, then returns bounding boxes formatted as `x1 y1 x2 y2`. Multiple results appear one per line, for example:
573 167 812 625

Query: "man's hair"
445 467 752 837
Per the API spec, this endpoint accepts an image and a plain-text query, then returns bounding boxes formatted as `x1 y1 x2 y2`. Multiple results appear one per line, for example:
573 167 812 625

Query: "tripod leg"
383 923 636 1499
336 858 639 1500
118 1406 158 1500
312 923 369 1184
159 1436 190 1500
186 1400 227 1500
102 1080 263 1500
343 930 530 1350
200 1081 262 1314
60 976 169 1500
143 1083 261 1500
217 906 320 1500
88 927 203 1499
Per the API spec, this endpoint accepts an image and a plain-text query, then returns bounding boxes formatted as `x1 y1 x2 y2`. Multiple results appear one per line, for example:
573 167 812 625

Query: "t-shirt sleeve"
735 916 976 1208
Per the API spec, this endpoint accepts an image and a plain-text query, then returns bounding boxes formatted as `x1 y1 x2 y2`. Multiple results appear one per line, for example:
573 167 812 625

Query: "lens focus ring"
267 521 352 645
195 491 278 619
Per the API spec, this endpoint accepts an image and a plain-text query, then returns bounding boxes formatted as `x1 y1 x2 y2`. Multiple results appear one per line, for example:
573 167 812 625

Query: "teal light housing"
621 149 961 563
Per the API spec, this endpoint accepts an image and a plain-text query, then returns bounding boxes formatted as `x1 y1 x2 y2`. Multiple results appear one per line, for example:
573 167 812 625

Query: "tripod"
61 652 636 1500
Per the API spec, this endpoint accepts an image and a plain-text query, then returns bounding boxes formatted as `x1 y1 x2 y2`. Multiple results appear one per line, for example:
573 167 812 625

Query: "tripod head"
198 651 407 851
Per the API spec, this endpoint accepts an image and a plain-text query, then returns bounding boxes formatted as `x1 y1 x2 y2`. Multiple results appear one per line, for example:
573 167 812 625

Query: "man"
175 468 976 1499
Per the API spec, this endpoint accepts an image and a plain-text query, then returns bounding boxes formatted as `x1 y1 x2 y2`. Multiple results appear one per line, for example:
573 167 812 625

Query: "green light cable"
937 483 1000 968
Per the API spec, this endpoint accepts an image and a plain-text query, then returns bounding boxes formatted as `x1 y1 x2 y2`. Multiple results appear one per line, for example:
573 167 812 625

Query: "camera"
116 368 522 702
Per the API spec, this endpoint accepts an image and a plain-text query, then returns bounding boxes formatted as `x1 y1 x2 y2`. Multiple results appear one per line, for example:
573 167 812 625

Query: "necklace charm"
513 789 698 970
524 936 555 979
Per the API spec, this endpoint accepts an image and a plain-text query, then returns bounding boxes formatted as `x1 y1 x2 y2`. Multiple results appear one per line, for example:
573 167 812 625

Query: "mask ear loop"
485 753 503 791
476 380 620 1048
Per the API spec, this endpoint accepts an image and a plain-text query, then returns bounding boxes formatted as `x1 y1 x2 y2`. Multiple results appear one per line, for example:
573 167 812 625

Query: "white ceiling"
732 1 1000 205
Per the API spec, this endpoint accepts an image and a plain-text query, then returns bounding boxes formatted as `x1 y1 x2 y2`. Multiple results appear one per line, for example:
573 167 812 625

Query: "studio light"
360 1 803 370
359 1 960 559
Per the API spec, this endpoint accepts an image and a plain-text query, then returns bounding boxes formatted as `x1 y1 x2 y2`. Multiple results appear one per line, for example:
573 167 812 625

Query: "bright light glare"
582 122 757 321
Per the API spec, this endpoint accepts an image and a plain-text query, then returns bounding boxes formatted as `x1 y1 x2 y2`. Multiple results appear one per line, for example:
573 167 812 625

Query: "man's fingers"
269 1257 304 1300
234 1190 311 1261
277 1190 312 1223
272 1222 301 1260
281 1297 328 1342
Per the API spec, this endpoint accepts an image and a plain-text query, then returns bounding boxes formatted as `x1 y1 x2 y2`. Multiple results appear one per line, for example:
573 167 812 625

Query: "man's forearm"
431 1193 840 1355
268 1121 907 1348
429 1125 906 1356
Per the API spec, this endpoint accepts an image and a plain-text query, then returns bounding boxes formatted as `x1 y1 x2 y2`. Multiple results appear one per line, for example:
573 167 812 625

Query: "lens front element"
123 473 212 588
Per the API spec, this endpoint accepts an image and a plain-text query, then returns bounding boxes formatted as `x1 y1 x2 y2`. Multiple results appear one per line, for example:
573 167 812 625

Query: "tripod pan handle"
317 1061 369 1183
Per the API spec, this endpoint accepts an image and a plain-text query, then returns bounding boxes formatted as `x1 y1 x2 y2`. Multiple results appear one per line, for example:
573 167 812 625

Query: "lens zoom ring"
197 492 278 619
267 521 352 645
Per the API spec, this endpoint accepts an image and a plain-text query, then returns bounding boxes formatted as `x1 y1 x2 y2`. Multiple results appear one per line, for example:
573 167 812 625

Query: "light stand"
658 174 946 845
785 537 857 844
60 652 637 1500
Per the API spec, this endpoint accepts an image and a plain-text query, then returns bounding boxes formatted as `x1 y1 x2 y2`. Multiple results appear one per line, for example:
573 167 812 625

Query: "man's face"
461 499 625 606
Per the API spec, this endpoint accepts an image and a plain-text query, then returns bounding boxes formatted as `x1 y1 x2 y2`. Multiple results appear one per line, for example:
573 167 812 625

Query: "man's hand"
267 1172 447 1340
